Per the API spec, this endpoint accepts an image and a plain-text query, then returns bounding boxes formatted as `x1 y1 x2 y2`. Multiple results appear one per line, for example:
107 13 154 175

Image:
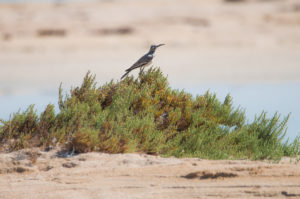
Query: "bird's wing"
125 54 153 72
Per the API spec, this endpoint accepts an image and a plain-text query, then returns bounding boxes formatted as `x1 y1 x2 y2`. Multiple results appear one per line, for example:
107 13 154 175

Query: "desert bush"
0 68 299 159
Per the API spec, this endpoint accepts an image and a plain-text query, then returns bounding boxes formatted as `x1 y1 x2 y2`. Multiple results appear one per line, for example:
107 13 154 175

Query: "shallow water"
0 83 299 141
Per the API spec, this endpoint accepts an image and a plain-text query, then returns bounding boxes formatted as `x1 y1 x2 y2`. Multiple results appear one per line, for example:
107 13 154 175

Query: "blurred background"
0 0 299 140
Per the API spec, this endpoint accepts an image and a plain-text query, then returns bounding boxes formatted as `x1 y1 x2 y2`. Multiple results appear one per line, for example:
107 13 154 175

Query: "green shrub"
0 68 299 159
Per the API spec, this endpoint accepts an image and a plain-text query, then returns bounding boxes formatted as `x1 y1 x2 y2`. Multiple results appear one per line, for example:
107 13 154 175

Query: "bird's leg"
139 66 145 75
141 66 145 73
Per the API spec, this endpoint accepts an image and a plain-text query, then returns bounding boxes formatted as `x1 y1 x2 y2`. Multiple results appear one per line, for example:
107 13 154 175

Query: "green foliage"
282 136 300 157
0 68 299 159
0 105 38 150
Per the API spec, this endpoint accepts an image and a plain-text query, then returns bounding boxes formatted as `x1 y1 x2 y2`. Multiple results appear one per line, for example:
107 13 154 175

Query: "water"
0 93 58 119
0 83 299 141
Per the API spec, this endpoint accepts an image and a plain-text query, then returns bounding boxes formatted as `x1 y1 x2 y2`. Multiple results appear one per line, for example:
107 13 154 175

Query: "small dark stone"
45 166 54 171
62 162 77 168
15 167 27 173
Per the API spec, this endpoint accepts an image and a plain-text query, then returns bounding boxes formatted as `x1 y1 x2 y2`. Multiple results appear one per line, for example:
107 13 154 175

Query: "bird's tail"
121 70 130 80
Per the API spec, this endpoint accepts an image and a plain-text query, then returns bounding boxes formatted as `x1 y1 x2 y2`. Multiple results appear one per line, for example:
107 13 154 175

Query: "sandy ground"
1 0 300 96
0 148 299 199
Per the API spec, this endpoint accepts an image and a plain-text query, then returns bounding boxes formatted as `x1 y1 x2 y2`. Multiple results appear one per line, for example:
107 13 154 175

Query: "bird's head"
149 44 165 53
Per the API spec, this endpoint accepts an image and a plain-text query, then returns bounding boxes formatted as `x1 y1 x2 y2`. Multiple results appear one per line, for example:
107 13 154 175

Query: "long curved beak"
156 44 165 48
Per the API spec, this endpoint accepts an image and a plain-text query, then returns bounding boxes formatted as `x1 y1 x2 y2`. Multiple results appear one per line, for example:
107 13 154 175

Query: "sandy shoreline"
0 148 299 199
1 0 300 95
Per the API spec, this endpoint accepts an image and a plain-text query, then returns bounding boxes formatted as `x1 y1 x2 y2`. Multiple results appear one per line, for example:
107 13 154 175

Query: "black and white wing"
125 54 153 72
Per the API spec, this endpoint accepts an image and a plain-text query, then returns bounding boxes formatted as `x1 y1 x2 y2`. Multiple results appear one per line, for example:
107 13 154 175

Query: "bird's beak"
156 44 165 48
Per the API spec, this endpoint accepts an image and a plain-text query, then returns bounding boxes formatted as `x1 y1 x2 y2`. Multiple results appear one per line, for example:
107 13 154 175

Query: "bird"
121 44 165 79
